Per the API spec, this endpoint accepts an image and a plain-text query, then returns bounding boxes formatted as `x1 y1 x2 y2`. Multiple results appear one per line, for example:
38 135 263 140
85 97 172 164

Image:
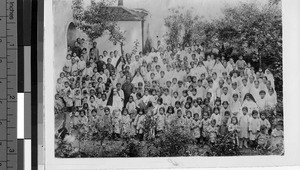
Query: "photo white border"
44 0 300 169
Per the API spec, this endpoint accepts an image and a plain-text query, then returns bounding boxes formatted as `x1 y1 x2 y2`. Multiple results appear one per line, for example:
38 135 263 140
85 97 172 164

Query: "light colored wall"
53 0 90 80
95 21 143 56
53 0 145 80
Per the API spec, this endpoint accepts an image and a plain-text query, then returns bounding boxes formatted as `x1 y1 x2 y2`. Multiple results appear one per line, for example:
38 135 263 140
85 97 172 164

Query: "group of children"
55 38 283 150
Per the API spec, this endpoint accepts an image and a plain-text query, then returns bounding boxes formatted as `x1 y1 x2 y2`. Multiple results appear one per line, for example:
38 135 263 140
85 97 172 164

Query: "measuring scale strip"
0 0 18 169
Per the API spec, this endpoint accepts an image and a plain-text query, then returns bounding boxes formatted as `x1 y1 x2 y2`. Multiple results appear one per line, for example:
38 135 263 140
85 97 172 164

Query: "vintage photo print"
53 0 283 158
44 0 300 169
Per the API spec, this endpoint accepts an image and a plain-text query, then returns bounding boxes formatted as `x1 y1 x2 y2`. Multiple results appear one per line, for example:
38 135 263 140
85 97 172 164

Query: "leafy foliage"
209 133 241 156
72 0 125 44
164 7 199 47
164 2 282 103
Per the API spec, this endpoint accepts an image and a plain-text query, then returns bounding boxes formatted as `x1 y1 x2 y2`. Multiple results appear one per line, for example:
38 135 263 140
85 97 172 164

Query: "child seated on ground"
271 123 284 151
256 125 269 150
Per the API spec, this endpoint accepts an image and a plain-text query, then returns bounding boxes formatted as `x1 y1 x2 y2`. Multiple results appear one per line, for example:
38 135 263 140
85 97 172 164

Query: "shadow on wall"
67 22 77 49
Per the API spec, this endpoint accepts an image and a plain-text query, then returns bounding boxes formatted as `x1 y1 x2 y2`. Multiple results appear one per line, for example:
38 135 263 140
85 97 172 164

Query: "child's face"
129 97 133 102
159 109 164 115
80 112 85 117
276 125 282 131
232 118 237 125
242 109 247 115
214 109 219 114
253 113 258 118
194 114 199 120
193 102 198 107
261 114 266 120
260 93 266 98
187 112 192 119
211 121 216 127
123 111 128 116
92 111 97 116
223 103 228 108
177 111 182 118
223 88 228 94
233 95 238 101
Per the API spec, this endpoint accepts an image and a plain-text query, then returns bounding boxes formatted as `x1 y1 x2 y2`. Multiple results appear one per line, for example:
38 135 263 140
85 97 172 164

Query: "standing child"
200 112 210 144
249 110 261 149
219 111 230 136
191 100 202 119
111 109 122 140
121 109 131 137
175 109 186 132
210 107 222 128
239 106 250 148
74 89 82 109
78 110 89 132
126 96 137 121
207 119 219 145
101 107 112 137
191 113 202 144
165 106 175 132
184 110 193 135
133 109 146 141
260 112 271 134
89 109 100 136
228 117 240 146
155 107 166 137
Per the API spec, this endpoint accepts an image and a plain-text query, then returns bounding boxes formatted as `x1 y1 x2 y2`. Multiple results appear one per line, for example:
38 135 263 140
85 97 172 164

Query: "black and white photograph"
52 0 283 158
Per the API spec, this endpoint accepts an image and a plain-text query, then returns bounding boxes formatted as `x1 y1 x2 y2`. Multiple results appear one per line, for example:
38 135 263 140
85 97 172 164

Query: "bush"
209 133 241 156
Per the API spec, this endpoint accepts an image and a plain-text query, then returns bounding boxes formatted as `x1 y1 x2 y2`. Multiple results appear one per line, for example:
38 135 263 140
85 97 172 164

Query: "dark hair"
222 101 229 105
224 111 230 116
167 106 175 114
80 110 86 115
104 107 110 112
252 110 259 115
242 106 248 111
157 97 163 104
231 117 238 124
159 107 165 112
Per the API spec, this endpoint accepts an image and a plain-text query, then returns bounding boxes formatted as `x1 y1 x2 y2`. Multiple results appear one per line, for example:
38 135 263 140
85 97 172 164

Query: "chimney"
118 0 123 6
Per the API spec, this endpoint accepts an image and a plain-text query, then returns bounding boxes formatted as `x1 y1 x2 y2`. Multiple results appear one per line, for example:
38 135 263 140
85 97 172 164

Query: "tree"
72 0 125 49
164 7 199 48
215 2 282 92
